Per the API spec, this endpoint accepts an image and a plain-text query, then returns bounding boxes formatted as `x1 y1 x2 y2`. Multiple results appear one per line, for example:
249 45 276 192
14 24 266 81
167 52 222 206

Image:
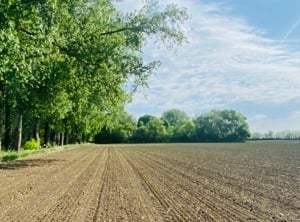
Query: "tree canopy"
162 109 188 127
0 0 188 151
134 115 168 142
94 109 251 143
194 110 250 142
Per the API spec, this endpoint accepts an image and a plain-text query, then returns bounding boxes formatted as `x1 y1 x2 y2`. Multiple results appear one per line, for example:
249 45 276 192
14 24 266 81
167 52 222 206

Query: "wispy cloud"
121 0 300 129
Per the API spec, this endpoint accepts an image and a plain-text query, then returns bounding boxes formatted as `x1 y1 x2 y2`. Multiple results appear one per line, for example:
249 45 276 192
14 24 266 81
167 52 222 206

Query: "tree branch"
19 28 37 36
99 26 149 36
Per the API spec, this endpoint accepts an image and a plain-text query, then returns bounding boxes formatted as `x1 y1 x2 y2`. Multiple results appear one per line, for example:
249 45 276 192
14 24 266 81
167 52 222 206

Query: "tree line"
94 109 251 143
251 130 300 140
0 0 188 151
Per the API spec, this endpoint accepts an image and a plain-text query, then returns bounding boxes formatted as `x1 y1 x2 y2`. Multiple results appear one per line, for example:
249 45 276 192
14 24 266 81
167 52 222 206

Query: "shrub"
23 139 40 150
2 153 19 162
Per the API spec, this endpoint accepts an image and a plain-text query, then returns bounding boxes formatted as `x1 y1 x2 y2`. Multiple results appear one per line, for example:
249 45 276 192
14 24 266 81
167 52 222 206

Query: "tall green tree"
162 109 189 127
173 119 196 142
162 109 190 141
134 116 168 143
0 0 188 150
94 112 136 143
194 110 250 142
0 0 57 151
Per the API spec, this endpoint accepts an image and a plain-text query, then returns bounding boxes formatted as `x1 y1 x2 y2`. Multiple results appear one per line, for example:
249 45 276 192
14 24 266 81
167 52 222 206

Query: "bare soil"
0 142 299 221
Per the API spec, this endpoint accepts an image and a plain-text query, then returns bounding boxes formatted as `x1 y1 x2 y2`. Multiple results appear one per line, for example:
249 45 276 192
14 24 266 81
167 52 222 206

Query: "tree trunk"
82 134 86 143
53 133 57 145
3 100 11 150
13 111 22 152
44 122 50 146
33 118 40 141
55 132 60 145
0 82 6 151
60 132 64 147
0 106 5 151
65 133 69 145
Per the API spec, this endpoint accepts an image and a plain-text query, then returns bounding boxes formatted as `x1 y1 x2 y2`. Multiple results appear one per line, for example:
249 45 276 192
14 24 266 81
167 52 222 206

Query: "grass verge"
0 144 85 162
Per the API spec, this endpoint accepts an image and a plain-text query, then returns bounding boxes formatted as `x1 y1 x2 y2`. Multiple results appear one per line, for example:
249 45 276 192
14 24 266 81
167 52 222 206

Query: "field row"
0 142 299 221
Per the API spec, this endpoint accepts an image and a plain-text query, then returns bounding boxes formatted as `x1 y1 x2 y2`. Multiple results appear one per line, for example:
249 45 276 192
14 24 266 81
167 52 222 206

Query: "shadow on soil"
0 159 64 170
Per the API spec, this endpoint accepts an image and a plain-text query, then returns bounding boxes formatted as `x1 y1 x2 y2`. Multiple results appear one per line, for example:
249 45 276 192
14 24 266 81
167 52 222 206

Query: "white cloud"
121 0 300 130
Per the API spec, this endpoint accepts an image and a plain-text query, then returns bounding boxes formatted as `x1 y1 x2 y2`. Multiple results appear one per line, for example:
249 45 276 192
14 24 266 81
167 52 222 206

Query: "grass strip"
0 144 87 162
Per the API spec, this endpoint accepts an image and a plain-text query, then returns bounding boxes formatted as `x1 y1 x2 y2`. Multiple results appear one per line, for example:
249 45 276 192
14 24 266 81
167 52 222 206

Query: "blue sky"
117 0 300 133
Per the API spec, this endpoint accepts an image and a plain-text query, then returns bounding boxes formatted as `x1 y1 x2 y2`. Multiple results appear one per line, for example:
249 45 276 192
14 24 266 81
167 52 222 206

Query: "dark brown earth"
0 142 299 221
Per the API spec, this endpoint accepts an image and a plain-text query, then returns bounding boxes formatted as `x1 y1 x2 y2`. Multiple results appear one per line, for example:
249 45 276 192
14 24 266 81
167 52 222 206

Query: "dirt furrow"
116 147 165 221
142 146 299 210
122 155 178 221
121 149 195 221
122 144 298 221
132 150 264 221
88 147 116 221
101 147 129 221
137 149 295 220
38 148 106 221
0 143 298 222
112 147 147 221
127 150 215 221
79 147 109 222
0 146 101 222
0 146 90 199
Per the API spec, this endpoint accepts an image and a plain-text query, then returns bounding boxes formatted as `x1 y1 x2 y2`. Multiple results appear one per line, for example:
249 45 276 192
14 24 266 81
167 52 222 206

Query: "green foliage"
94 112 136 143
251 130 300 140
0 150 31 162
194 110 250 142
0 0 188 150
146 117 169 142
162 109 192 142
162 109 188 127
93 109 250 143
137 115 156 127
2 152 19 162
0 150 25 162
173 119 196 142
0 144 77 162
134 116 168 143
23 139 40 150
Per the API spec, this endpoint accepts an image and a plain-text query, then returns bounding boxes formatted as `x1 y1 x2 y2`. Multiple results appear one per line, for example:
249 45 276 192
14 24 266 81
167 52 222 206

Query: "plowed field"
0 142 299 221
